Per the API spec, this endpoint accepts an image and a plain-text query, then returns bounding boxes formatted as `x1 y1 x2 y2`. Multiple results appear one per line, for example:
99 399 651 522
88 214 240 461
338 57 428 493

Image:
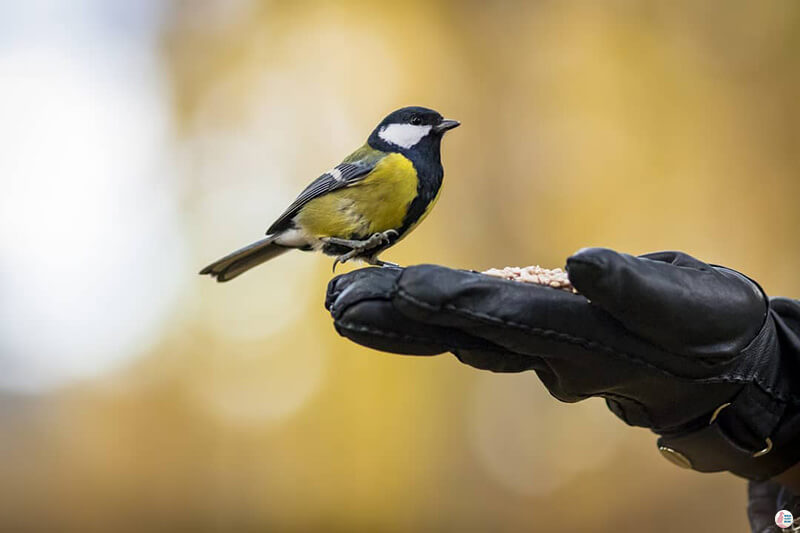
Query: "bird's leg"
323 229 398 251
325 230 399 272
331 247 362 272
365 257 400 268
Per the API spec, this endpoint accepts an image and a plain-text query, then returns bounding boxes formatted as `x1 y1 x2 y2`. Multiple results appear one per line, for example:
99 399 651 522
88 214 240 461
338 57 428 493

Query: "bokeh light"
470 373 624 497
0 0 185 392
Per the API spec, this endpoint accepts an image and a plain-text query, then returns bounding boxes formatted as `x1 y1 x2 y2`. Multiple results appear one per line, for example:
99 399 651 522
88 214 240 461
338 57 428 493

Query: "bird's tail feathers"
199 235 289 282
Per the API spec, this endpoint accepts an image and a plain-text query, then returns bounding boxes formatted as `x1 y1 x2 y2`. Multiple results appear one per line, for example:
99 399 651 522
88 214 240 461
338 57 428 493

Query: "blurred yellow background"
1 1 798 531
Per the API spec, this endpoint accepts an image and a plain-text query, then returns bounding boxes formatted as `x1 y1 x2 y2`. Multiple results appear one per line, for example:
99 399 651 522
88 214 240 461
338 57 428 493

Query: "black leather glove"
325 248 800 481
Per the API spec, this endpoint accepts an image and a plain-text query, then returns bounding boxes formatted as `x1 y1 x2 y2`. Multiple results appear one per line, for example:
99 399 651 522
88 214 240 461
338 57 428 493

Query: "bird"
200 106 460 282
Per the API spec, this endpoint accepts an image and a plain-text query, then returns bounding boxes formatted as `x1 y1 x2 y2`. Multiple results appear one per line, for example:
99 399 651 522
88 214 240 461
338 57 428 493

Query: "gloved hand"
325 248 800 481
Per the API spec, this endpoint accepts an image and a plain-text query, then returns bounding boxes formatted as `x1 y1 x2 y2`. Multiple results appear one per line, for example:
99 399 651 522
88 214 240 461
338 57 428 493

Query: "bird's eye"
410 116 422 125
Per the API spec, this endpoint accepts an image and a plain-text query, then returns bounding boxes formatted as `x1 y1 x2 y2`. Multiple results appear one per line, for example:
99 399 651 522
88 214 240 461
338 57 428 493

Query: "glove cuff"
654 294 800 480
656 380 800 480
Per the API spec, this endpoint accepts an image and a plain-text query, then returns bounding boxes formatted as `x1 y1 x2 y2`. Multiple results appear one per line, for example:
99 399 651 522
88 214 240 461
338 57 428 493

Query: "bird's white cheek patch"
378 123 432 149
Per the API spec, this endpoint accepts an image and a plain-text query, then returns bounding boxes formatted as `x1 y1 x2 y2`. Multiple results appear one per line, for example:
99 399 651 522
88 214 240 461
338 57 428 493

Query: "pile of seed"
482 265 578 293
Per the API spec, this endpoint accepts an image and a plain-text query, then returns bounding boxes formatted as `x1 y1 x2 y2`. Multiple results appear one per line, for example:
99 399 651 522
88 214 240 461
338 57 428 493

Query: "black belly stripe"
398 146 443 237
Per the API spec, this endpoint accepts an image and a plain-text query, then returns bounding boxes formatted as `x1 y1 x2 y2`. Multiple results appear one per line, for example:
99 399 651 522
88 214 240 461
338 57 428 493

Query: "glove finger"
325 267 620 373
393 265 622 357
566 248 766 357
334 300 514 356
333 300 449 355
325 266 401 315
390 264 751 382
327 267 506 357
453 348 546 373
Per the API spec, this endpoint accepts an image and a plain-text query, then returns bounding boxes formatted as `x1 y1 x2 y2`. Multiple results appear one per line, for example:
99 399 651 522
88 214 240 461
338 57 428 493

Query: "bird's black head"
367 106 460 156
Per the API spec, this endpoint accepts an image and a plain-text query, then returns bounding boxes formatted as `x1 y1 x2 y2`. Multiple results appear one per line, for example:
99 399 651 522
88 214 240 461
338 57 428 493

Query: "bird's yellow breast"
296 153 418 239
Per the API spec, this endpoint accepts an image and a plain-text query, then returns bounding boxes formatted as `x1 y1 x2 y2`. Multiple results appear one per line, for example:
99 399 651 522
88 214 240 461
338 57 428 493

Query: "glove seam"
737 313 795 404
326 290 344 314
395 286 756 383
335 319 449 346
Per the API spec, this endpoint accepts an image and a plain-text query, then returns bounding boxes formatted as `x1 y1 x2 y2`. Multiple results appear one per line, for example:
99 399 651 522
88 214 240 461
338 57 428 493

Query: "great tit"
200 106 459 282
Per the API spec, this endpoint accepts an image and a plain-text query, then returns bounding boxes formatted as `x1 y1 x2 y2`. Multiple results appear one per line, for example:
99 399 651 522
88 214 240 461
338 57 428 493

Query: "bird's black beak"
433 119 460 133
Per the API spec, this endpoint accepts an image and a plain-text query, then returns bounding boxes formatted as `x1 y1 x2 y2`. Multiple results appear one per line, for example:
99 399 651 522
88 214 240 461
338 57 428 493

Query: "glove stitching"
336 320 449 346
338 317 665 429
396 287 753 383
331 294 393 321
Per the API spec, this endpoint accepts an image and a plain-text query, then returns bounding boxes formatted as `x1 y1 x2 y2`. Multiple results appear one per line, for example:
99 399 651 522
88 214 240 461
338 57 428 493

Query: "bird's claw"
329 230 399 272
332 249 361 272
375 229 398 246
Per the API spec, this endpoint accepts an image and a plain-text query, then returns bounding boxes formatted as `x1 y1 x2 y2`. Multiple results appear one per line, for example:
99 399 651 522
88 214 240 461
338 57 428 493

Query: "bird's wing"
266 146 385 235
